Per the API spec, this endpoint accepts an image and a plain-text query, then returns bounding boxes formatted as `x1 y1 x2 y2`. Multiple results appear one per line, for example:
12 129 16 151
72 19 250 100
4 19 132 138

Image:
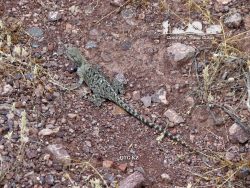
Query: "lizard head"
66 47 86 67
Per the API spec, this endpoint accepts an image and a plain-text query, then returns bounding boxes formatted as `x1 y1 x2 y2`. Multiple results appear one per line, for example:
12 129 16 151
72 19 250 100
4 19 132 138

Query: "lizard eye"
72 66 78 72
67 64 77 73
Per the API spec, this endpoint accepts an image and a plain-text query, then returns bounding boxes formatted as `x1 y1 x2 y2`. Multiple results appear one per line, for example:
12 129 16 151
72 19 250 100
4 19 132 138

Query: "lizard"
66 46 197 153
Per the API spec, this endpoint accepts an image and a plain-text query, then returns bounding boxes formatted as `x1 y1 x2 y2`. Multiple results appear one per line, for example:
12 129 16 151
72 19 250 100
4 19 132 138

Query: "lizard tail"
115 96 194 151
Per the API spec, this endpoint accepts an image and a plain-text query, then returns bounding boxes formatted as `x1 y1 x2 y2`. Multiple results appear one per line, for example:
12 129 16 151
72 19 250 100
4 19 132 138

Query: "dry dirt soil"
0 0 250 187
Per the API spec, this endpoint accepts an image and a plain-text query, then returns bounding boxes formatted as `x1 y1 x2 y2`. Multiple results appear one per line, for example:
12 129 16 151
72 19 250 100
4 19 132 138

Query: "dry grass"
183 1 250 187
0 105 28 182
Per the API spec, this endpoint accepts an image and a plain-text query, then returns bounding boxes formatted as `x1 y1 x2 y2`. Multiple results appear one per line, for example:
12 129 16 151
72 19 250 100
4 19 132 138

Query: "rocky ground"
0 0 250 187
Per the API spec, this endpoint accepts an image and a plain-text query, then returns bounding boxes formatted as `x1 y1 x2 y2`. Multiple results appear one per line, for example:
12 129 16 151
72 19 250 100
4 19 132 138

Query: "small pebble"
48 11 62 22
140 95 152 108
27 27 44 38
161 173 172 182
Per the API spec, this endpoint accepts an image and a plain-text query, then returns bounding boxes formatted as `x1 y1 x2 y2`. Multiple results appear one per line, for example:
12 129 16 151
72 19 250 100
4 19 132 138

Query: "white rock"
48 11 62 21
172 27 185 34
206 25 222 34
164 109 185 124
166 43 196 65
47 144 71 164
161 173 172 182
185 21 204 34
227 77 235 83
162 20 169 34
216 0 232 5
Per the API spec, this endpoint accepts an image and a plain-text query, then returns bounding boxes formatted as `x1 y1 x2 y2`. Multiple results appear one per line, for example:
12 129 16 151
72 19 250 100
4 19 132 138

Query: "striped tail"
114 96 194 152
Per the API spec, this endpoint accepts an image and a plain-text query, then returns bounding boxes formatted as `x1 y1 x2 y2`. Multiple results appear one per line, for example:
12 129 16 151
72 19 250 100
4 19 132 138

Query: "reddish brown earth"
0 0 249 187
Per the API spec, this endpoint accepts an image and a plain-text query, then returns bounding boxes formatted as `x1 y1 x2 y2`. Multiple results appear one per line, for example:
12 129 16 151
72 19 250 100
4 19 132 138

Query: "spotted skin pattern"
66 47 195 152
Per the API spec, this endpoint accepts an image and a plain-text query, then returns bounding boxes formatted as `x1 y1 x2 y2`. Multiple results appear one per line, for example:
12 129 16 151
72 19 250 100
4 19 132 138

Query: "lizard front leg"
83 93 105 107
67 76 84 91
112 78 125 94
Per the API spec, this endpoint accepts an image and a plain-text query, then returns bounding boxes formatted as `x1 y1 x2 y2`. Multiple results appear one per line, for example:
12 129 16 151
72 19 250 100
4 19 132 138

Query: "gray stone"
85 41 97 49
119 171 145 188
164 109 184 124
224 13 242 28
140 95 152 108
229 123 249 143
27 27 44 38
47 144 71 164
